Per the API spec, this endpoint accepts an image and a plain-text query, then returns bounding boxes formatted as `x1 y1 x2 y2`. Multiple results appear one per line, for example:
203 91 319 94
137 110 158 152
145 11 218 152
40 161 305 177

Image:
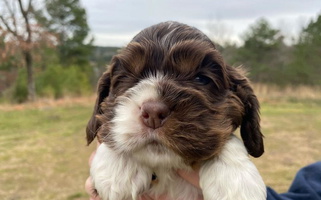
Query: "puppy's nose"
141 101 170 129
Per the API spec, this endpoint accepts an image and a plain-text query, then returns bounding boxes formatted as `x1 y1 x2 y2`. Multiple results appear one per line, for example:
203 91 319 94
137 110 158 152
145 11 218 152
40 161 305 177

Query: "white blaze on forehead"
127 74 164 104
110 74 166 153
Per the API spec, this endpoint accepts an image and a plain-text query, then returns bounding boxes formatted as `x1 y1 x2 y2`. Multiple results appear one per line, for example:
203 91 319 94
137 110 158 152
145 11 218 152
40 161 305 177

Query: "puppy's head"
87 22 264 164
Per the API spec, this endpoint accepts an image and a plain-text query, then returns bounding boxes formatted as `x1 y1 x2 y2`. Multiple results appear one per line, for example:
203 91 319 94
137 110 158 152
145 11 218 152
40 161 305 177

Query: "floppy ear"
86 72 111 145
227 65 264 157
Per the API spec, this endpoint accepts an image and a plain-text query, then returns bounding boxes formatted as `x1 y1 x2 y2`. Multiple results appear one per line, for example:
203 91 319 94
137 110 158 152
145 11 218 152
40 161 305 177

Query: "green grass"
0 99 320 199
254 101 321 192
0 104 96 200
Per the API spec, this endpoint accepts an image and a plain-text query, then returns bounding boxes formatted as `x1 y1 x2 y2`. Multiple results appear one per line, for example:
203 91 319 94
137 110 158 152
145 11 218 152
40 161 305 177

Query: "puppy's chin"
132 142 185 168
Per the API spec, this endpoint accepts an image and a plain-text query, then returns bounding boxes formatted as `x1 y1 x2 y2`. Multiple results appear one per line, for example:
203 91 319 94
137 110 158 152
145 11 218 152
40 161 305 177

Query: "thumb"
177 167 201 189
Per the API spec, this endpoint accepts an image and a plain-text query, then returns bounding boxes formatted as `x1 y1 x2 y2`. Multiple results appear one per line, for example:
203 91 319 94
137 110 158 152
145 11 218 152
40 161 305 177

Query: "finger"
196 195 204 200
90 197 101 200
87 142 101 200
85 176 93 195
177 169 201 189
85 177 101 200
89 141 101 166
89 151 96 166
140 194 169 200
140 194 154 200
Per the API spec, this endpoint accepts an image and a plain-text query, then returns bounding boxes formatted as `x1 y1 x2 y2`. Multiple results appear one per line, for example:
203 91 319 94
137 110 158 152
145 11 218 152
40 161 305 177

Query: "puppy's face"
87 22 264 164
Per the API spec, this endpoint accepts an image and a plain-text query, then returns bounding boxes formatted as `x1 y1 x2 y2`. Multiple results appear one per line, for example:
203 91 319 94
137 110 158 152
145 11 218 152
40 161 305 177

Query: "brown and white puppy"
86 21 266 200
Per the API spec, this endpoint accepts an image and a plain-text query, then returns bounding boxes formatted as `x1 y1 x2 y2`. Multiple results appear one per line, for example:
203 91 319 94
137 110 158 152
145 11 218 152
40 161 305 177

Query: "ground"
0 92 320 200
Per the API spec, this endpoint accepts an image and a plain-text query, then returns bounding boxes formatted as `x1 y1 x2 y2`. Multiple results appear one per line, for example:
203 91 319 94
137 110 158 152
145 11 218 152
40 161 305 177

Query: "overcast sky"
81 0 321 47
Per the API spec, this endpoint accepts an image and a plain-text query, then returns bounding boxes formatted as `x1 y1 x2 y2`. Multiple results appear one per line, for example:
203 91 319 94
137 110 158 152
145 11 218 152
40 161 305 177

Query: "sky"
81 0 321 47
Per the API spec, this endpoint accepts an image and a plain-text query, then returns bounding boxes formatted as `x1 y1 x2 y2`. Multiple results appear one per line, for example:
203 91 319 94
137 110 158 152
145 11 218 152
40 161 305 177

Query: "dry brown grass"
0 96 95 112
253 83 321 103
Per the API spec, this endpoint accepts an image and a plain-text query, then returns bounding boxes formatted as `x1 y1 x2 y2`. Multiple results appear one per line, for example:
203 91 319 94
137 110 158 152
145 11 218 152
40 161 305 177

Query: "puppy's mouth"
143 138 168 154
147 139 162 146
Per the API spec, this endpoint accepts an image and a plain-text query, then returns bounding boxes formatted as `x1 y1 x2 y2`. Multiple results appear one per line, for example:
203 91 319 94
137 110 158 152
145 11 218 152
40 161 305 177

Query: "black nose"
140 101 170 129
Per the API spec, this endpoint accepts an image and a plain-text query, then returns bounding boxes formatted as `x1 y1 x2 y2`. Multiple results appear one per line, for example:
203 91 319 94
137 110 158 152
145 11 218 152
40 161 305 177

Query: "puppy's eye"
194 75 211 85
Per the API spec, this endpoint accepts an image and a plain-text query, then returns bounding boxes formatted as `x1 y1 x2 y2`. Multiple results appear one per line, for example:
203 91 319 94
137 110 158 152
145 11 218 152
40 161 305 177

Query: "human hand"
85 142 101 200
141 168 203 200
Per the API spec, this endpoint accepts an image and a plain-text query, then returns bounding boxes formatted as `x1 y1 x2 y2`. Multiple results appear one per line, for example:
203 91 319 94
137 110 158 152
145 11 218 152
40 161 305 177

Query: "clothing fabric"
267 162 321 200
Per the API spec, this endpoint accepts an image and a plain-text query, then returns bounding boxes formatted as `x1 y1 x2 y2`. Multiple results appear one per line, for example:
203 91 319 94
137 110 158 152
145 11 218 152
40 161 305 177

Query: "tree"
234 18 286 83
0 0 57 101
290 14 321 85
0 32 20 71
299 14 321 45
37 0 93 66
0 0 37 101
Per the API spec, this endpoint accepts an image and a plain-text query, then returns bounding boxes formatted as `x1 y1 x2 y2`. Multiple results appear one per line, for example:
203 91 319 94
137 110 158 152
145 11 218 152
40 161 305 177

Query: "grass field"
0 93 321 200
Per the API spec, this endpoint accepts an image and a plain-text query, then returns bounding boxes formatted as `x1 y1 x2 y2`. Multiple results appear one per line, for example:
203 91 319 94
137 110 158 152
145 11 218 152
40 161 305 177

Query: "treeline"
0 1 320 103
91 16 321 87
220 16 321 86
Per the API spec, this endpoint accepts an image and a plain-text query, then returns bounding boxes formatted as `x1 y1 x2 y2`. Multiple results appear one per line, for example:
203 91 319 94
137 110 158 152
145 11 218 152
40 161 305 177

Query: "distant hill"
90 46 121 66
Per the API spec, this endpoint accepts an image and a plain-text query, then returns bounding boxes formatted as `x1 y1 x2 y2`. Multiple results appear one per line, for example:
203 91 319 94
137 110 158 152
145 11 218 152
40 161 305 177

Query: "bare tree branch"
27 0 33 12
17 0 26 15
18 0 32 43
0 15 18 37
3 0 18 36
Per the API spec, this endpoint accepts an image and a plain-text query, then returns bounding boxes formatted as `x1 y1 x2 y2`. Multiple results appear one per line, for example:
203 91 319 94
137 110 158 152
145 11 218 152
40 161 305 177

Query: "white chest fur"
90 135 266 200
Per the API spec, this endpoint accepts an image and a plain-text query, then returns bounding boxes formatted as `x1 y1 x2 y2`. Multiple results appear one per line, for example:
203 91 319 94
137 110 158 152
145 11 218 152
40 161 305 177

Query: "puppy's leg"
91 144 152 200
199 135 266 200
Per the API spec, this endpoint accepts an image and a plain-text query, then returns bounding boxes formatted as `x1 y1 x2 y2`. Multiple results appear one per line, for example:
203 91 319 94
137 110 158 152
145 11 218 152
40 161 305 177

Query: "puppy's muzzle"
140 100 170 129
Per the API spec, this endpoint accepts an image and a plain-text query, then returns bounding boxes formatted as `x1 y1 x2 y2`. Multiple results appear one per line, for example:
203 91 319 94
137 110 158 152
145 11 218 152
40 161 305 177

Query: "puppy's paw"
91 144 151 200
200 135 266 200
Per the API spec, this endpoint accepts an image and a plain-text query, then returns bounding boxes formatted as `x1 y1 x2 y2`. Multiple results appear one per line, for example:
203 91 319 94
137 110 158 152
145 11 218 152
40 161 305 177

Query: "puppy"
86 21 266 200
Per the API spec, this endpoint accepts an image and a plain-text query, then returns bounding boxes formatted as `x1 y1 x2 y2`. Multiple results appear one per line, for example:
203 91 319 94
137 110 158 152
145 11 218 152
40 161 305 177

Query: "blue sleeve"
267 161 321 200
